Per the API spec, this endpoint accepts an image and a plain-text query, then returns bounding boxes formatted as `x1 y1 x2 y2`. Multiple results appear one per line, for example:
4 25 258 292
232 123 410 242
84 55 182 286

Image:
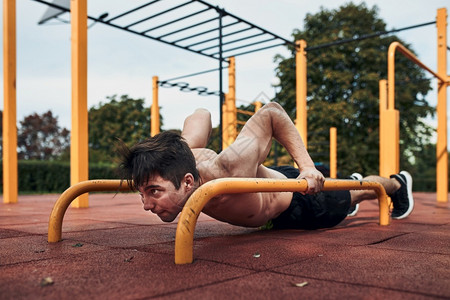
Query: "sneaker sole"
350 173 363 181
392 171 414 219
347 203 359 217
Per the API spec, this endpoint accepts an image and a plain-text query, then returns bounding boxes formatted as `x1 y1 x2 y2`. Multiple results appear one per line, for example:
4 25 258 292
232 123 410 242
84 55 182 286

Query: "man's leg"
349 171 414 219
350 175 401 204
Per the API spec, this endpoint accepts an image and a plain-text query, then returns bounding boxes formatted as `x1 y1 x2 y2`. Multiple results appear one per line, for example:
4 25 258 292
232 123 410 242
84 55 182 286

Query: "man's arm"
181 108 212 149
215 102 324 194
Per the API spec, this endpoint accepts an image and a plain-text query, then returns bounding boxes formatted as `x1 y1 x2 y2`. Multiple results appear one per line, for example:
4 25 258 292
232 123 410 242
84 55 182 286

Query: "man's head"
119 130 199 192
119 131 200 222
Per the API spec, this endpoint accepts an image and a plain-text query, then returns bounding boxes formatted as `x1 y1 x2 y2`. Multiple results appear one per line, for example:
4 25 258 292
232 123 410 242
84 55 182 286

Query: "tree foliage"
88 95 157 163
274 2 434 176
17 110 70 160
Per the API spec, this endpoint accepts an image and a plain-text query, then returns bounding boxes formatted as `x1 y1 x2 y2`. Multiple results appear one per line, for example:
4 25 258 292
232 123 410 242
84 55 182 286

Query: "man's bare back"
192 148 292 227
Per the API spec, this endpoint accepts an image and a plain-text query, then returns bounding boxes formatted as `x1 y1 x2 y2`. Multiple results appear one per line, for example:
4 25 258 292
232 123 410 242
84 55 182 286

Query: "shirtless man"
119 102 414 229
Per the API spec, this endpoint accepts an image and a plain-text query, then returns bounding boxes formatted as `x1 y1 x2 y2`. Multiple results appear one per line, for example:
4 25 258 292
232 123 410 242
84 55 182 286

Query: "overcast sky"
1 0 449 138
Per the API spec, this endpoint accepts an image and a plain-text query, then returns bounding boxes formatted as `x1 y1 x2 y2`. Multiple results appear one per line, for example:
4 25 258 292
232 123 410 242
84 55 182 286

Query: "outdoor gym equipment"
47 178 389 264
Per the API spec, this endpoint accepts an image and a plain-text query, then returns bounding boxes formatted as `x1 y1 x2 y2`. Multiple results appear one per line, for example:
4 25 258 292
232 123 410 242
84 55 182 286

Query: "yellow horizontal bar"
236 109 254 116
175 178 389 264
48 180 132 242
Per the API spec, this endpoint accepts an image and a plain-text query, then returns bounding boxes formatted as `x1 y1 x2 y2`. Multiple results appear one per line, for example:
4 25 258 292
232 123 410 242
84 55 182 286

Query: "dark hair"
118 131 199 191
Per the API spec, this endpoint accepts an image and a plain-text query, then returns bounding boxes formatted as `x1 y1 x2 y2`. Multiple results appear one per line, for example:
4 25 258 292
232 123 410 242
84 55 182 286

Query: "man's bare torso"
192 148 292 227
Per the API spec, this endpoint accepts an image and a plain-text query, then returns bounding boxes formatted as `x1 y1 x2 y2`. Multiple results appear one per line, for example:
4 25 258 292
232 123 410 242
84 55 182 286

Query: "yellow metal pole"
254 101 262 112
71 0 89 208
175 178 390 264
222 93 229 149
229 57 236 143
387 44 400 176
436 8 448 203
379 79 389 177
222 92 229 145
48 180 132 242
151 76 160 137
223 56 236 149
329 127 337 178
3 0 17 204
295 40 308 148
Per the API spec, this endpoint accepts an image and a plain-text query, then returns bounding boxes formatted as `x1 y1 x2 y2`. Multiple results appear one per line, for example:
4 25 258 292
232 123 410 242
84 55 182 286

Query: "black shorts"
270 166 351 230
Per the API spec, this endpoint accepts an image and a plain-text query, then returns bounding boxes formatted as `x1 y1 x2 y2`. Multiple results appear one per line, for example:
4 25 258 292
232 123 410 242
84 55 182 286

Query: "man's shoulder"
192 148 218 163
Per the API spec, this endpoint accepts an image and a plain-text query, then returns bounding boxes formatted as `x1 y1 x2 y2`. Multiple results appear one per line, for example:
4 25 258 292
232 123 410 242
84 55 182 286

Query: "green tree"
274 2 434 176
88 95 158 164
17 110 70 160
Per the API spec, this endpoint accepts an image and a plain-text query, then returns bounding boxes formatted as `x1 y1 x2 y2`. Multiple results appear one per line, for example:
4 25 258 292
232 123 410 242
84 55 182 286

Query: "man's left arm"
181 108 212 149
214 102 324 194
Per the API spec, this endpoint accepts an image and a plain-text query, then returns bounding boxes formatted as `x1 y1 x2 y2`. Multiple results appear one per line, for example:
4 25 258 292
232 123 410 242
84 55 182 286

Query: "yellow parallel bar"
436 8 448 203
388 41 448 110
3 0 18 204
175 178 390 264
48 180 132 243
70 0 89 208
386 40 450 180
151 76 160 136
295 40 308 148
329 127 337 178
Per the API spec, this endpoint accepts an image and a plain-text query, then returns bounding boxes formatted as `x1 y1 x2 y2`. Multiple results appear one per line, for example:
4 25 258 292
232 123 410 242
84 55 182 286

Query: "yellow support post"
254 101 262 112
3 0 18 204
151 76 160 137
229 57 236 142
222 92 228 141
386 44 402 177
222 93 228 149
70 0 89 208
379 79 390 178
223 57 236 149
436 8 448 203
295 40 308 148
329 127 337 178
175 178 390 264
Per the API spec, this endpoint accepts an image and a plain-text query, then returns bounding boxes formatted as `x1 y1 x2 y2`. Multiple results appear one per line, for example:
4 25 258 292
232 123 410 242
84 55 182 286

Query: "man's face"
138 175 186 222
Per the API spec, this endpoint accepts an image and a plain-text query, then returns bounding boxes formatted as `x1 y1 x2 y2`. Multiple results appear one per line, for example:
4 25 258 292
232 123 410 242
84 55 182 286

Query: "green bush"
0 160 119 194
